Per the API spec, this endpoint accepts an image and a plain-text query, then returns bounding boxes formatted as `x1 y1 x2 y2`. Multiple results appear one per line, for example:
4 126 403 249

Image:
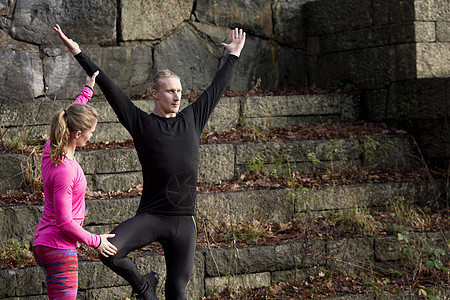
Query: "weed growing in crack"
387 196 430 230
337 204 378 236
248 153 264 175
0 238 33 268
20 148 43 193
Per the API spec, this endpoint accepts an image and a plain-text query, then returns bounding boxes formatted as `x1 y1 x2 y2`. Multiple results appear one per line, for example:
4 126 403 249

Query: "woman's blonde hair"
49 103 98 165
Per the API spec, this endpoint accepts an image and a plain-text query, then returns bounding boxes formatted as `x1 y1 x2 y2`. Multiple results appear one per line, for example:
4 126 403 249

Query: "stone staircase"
0 93 448 299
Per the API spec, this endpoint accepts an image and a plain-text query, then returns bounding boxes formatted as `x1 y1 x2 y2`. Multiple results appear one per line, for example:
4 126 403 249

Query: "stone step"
0 132 416 193
0 230 447 300
0 93 359 143
1 180 444 245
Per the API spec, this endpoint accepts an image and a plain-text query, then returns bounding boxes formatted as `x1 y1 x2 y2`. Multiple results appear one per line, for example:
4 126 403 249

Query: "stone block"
44 45 153 100
82 286 132 300
120 0 193 41
364 89 388 122
235 139 361 169
0 269 17 298
43 50 88 100
362 135 416 169
235 139 362 176
244 116 342 129
89 122 132 143
294 181 439 213
309 47 397 90
373 0 415 25
320 23 418 53
0 40 43 102
154 24 219 94
205 245 279 276
393 44 420 82
10 0 116 45
305 0 372 35
387 78 450 120
78 261 127 289
89 172 143 192
198 144 235 183
197 189 291 224
411 119 449 160
271 266 321 285
327 237 374 275
374 236 400 261
416 43 450 78
196 0 273 39
414 0 450 21
225 35 275 92
272 1 306 49
341 94 361 121
205 241 322 277
84 198 140 226
243 95 340 118
415 22 437 42
375 231 448 262
205 272 270 296
437 22 450 42
202 97 241 132
15 267 45 296
0 206 43 243
291 239 327 268
1 99 69 126
76 148 141 175
327 294 375 300
0 154 26 193
84 224 119 236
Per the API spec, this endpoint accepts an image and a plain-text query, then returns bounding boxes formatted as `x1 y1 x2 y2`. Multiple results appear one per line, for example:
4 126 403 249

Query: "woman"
32 71 117 299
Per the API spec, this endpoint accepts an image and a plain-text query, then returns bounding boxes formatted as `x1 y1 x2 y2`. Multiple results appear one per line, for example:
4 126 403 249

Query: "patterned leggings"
33 246 78 300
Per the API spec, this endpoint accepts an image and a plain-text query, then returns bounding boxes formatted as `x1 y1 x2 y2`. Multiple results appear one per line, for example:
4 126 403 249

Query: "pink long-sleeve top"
33 86 100 249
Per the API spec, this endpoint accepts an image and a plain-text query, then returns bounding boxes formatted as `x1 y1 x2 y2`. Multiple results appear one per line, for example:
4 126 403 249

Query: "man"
54 24 246 300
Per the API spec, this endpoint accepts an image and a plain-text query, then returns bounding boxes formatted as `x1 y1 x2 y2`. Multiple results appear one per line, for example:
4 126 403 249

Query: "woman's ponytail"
49 104 98 166
50 110 71 165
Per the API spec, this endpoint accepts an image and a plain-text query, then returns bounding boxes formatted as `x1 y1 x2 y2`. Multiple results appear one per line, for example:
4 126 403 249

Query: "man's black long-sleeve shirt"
94 54 238 216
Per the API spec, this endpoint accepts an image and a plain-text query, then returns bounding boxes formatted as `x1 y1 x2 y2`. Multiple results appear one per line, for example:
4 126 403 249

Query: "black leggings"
100 214 197 300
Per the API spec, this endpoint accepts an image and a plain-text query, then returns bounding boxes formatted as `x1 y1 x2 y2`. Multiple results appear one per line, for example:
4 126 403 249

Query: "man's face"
152 76 182 118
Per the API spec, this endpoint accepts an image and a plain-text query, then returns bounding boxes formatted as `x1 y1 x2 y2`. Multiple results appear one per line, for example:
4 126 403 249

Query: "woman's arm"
73 71 98 104
52 168 99 247
52 168 116 256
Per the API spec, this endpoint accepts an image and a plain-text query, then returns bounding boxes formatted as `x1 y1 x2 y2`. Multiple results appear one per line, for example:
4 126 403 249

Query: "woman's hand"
95 234 117 257
85 70 99 89
53 24 81 56
220 28 246 57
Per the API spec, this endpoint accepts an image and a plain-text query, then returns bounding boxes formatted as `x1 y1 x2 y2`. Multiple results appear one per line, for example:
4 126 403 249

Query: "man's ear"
152 89 158 100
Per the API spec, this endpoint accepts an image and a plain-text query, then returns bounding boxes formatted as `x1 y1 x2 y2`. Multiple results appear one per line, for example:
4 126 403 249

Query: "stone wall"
1 0 448 165
0 231 448 299
304 0 450 166
1 180 446 246
0 0 305 103
0 93 362 193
